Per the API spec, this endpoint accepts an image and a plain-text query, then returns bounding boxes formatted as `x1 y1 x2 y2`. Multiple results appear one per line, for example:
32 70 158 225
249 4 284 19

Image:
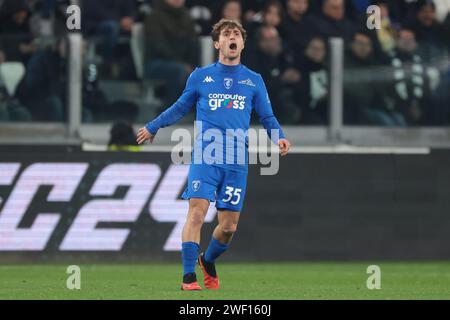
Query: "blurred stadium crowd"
0 0 449 126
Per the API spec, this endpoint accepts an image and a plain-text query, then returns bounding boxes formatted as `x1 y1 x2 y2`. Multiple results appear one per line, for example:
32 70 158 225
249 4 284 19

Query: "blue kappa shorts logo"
192 180 201 192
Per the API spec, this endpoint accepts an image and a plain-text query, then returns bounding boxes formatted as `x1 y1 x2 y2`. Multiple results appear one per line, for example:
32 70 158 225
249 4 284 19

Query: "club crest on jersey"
192 180 201 192
223 78 233 89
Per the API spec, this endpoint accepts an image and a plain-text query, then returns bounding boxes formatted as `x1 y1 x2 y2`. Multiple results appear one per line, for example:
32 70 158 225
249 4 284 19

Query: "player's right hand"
136 127 155 145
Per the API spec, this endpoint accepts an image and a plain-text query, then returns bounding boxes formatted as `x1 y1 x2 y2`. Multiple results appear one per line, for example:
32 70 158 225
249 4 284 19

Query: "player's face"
215 27 245 61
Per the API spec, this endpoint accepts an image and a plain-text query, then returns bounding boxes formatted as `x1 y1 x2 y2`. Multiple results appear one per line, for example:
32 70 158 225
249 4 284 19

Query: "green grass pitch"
0 262 449 299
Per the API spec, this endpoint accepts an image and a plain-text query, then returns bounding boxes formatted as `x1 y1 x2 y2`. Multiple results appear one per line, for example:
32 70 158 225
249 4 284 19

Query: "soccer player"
136 19 291 290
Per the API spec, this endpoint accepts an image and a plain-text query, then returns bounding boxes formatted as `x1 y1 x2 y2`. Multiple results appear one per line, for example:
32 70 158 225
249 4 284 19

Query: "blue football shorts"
181 164 248 212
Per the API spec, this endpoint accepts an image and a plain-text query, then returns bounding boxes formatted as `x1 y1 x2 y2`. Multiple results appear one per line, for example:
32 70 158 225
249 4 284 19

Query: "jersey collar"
215 61 243 73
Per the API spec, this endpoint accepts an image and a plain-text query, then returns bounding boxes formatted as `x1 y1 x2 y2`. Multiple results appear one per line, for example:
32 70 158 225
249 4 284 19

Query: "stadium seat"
0 62 25 97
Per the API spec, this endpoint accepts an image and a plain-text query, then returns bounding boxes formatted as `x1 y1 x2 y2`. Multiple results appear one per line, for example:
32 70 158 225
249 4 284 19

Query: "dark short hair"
263 0 283 15
417 0 436 11
211 19 247 42
108 121 137 146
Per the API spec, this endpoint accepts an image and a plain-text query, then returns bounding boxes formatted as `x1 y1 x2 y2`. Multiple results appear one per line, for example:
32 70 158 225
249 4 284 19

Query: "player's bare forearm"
278 138 291 156
136 127 155 144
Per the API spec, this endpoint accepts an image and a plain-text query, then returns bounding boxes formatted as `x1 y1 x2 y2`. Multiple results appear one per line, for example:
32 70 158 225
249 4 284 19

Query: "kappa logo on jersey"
238 79 256 87
203 76 214 83
192 180 201 192
208 93 246 111
223 78 233 89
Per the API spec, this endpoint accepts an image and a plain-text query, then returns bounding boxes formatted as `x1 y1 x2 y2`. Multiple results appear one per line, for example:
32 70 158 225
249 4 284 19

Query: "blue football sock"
182 242 200 275
204 237 229 263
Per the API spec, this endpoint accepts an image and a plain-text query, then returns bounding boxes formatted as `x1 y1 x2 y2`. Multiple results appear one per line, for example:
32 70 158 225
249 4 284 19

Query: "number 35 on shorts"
222 186 242 205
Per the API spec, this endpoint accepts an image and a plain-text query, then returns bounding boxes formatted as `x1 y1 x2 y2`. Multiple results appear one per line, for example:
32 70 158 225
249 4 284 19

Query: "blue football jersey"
146 61 285 172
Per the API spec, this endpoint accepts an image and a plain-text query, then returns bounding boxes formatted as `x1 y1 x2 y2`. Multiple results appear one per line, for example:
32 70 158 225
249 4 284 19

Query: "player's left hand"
278 139 291 156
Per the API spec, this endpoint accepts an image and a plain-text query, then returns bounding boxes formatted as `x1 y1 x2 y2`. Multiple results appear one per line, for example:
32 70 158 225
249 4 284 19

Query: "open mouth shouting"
229 43 237 51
